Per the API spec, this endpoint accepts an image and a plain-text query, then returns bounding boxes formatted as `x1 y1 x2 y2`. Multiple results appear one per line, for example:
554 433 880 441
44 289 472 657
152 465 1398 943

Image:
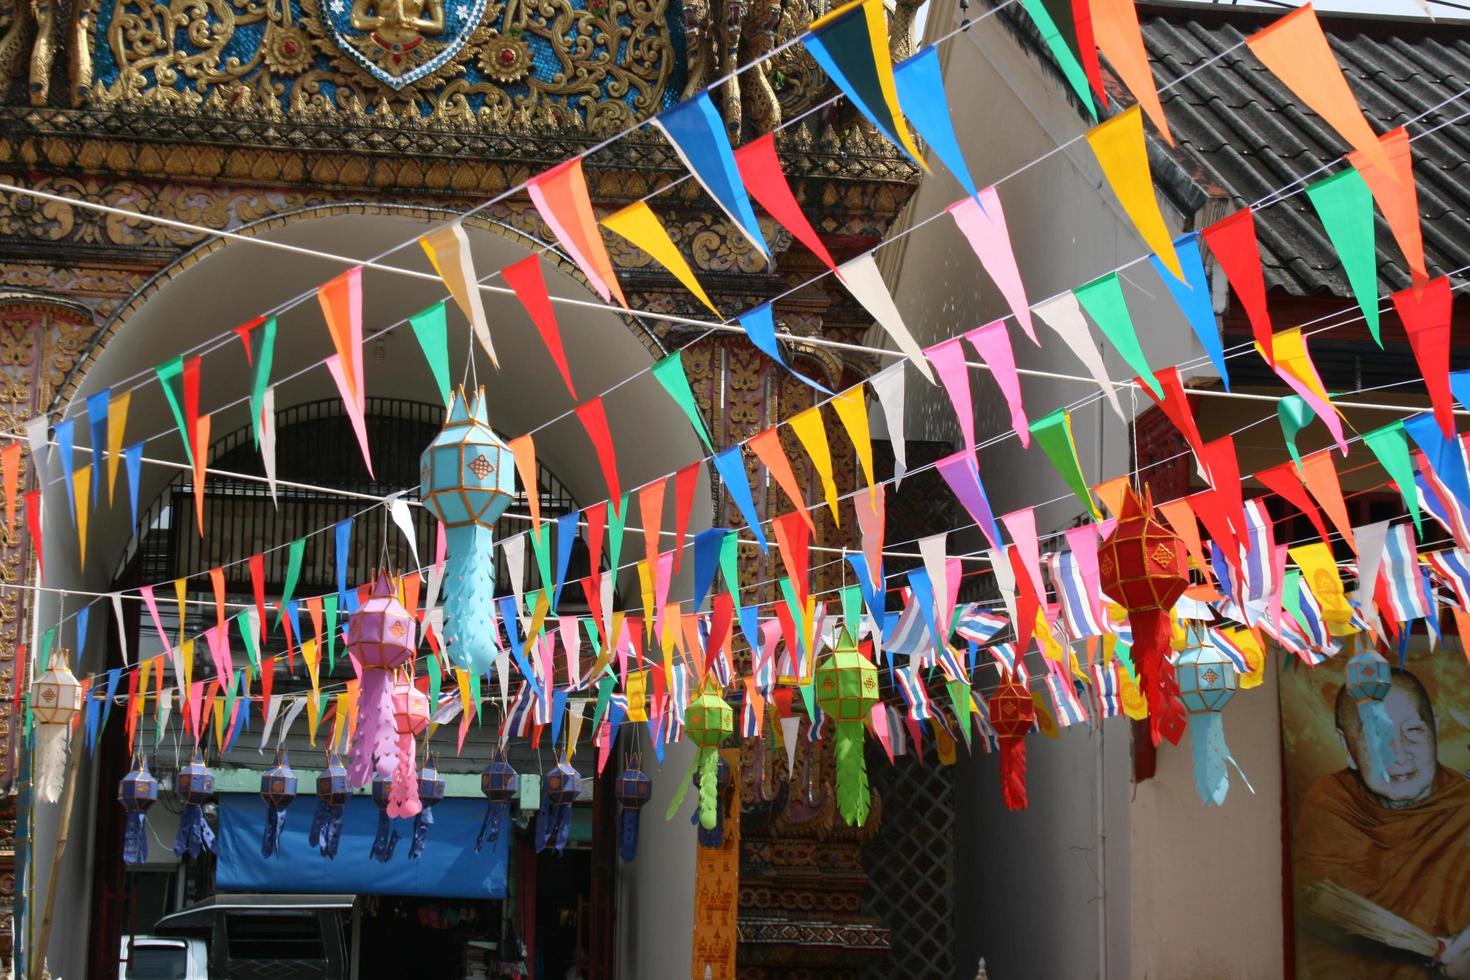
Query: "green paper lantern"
815 633 878 827
683 683 732 830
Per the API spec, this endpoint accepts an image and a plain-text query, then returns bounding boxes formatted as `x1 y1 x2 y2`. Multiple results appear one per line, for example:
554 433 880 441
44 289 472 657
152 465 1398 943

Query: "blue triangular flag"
84 688 101 754
895 46 977 201
691 528 728 612
647 716 665 764
553 510 580 609
100 667 122 735
550 689 569 745
906 568 939 647
654 93 770 259
124 442 144 528
844 552 884 627
335 518 353 606
737 303 832 394
496 596 541 698
86 391 110 508
1450 370 1470 413
712 448 768 553
1152 233 1230 391
1405 412 1470 513
738 604 762 661
75 605 90 657
55 418 76 519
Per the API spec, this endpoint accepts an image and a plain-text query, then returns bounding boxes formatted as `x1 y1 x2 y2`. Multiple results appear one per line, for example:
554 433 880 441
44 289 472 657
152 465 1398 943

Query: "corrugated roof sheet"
1138 2 1470 296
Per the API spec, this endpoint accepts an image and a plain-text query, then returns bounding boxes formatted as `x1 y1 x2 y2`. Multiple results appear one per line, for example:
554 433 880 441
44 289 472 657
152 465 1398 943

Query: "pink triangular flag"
965 319 1029 447
1000 508 1046 607
326 354 374 478
926 336 975 458
857 484 886 589
948 189 1037 344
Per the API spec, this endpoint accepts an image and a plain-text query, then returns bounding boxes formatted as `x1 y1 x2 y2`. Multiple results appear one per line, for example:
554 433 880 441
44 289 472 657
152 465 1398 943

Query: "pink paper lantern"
347 572 418 788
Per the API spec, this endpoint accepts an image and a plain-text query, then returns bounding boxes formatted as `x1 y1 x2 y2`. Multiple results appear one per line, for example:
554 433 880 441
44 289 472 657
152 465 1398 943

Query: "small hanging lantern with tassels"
1345 649 1396 786
410 753 446 860
259 749 298 858
693 755 733 849
477 753 518 852
988 679 1035 810
1097 486 1190 747
173 750 217 859
388 673 430 819
683 682 733 832
1176 624 1244 806
118 754 158 866
815 632 879 827
420 386 516 673
32 650 82 804
346 572 417 789
308 753 350 859
537 758 581 855
613 756 653 862
370 773 400 862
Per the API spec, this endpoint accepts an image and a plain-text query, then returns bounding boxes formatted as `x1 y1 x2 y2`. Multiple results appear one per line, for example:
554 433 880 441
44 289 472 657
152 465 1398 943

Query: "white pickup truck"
118 936 208 979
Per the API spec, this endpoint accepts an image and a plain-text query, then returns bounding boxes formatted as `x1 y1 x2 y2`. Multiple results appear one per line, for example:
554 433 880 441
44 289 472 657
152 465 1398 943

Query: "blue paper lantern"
538 760 581 855
1345 649 1396 786
369 773 400 862
118 755 159 866
172 751 217 860
613 760 653 862
308 754 350 859
477 755 518 853
420 387 516 673
410 753 446 860
259 750 298 859
1176 625 1240 806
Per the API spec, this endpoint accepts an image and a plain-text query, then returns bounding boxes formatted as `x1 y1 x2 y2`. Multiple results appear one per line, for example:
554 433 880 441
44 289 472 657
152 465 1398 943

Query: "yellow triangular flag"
173 577 189 647
332 692 350 751
106 390 131 506
455 668 473 722
212 697 226 752
302 638 320 692
602 201 721 316
637 560 656 639
1085 106 1183 280
181 637 195 691
789 405 840 527
306 692 321 746
830 386 874 493
73 465 90 569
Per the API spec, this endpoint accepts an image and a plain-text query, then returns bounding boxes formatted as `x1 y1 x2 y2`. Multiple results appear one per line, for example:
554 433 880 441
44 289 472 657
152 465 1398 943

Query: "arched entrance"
29 206 715 980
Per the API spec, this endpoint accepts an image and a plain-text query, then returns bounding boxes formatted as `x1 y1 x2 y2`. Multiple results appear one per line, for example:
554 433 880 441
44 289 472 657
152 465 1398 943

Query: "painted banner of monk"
1295 666 1470 978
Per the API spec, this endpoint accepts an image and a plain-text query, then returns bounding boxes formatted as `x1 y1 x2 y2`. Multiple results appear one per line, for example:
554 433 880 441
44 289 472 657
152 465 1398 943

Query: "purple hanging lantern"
308 753 350 859
346 572 417 788
118 754 158 866
477 754 518 852
172 750 217 860
536 759 581 856
259 749 298 858
410 753 446 859
613 757 653 862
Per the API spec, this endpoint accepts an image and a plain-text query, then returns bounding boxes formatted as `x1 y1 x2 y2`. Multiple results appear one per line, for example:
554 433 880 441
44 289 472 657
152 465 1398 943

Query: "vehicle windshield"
124 944 188 979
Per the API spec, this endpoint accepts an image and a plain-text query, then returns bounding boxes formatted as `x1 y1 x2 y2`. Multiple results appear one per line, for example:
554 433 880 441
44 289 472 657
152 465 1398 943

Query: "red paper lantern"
988 679 1035 811
1097 487 1189 746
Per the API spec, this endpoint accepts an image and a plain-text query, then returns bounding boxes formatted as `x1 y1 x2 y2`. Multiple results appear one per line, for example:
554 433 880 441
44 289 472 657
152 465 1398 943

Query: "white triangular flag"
387 493 419 561
259 694 283 752
918 532 949 647
156 688 174 742
1032 293 1125 420
780 715 801 777
988 546 1019 633
838 253 936 384
503 532 527 614
1352 520 1392 638
260 387 280 507
23 416 49 474
278 696 307 746
870 363 908 485
111 593 130 665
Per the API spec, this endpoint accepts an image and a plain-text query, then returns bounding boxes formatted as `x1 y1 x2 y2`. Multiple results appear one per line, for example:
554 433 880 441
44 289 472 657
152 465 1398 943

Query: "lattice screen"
859 757 956 979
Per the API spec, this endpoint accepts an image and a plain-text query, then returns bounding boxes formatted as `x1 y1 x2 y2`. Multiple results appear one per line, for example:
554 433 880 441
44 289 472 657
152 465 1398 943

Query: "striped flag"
884 592 930 658
1044 657 1088 727
1206 628 1252 674
1285 572 1336 655
1380 523 1434 627
1050 550 1103 639
894 665 933 720
1418 461 1470 552
667 664 690 743
936 644 967 683
808 705 829 741
500 683 534 739
953 605 1008 646
1091 661 1123 718
1427 549 1470 609
988 641 1029 685
1240 499 1278 608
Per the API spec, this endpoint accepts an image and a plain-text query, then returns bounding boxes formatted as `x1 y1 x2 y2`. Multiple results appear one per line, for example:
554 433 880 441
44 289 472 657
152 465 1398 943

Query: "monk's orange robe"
1296 765 1470 978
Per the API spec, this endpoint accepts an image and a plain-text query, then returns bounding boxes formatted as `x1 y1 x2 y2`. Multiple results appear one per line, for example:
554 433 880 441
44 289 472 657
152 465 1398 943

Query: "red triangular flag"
249 553 267 644
1187 488 1243 584
772 511 812 607
584 501 608 589
574 398 621 513
1255 461 1329 546
1201 210 1274 364
733 133 837 273
638 477 666 562
672 462 700 573
24 489 42 582
1141 366 1206 463
503 255 577 399
182 356 202 461
1008 546 1040 658
1198 436 1249 545
1395 277 1454 438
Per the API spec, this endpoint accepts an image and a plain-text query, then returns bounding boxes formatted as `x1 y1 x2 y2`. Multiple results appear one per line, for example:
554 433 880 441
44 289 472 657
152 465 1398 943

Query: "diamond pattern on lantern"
1202 667 1219 685
389 621 407 639
467 453 494 480
1150 542 1176 568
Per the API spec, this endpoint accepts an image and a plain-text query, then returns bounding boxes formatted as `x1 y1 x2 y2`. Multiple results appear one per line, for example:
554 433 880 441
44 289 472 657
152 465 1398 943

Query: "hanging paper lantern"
537 759 581 855
692 755 733 849
1097 487 1189 747
31 651 82 804
118 754 159 866
420 386 516 673
477 754 518 852
410 753 446 860
346 572 417 788
308 754 350 859
369 773 400 862
988 680 1035 810
815 634 879 827
259 749 298 858
1176 625 1240 806
684 682 733 832
387 674 430 819
1345 649 1396 786
173 751 217 859
613 757 653 862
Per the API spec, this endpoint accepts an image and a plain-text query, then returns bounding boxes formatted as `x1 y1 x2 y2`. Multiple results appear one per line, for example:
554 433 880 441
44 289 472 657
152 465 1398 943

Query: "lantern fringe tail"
1356 698 1397 786
348 667 398 788
370 809 399 862
663 753 700 822
1133 608 1187 747
697 749 719 831
618 808 641 862
834 723 871 827
410 806 433 859
387 732 421 819
1189 713 1232 806
124 812 149 865
476 802 509 853
173 803 217 859
35 725 69 803
443 524 498 674
261 804 287 858
308 802 344 858
535 795 572 855
999 737 1028 811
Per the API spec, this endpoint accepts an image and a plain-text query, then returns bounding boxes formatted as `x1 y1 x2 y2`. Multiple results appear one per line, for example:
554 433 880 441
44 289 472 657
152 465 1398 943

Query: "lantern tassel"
1355 697 1397 787
999 736 1028 810
261 804 287 858
1132 608 1188 746
387 731 421 819
410 806 434 859
173 803 216 860
834 722 871 827
619 808 641 862
443 524 498 673
308 800 345 858
1188 712 1233 806
697 748 719 831
348 667 397 788
535 794 572 855
124 812 149 865
35 724 70 803
370 809 399 862
477 801 509 852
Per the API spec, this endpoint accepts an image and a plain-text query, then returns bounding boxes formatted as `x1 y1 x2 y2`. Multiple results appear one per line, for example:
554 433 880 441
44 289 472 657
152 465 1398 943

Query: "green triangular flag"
582 616 603 657
323 593 339 672
652 353 713 451
798 681 816 722
607 493 631 581
41 625 56 671
469 669 482 724
718 530 741 605
1281 569 1311 635
246 316 277 449
529 525 554 609
155 356 194 467
1074 273 1162 399
223 669 239 730
946 679 973 749
409 302 452 408
1030 408 1099 518
1363 420 1422 535
592 675 615 731
1278 395 1317 471
1306 168 1380 345
426 651 441 714
277 538 306 627
778 577 807 659
840 584 862 638
1019 0 1096 120
236 610 260 670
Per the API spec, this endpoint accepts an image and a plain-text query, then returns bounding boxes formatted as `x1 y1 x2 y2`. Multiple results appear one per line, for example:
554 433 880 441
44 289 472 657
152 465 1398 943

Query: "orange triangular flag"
748 428 813 532
1 442 19 532
1090 0 1172 144
1299 449 1357 554
191 414 210 535
1093 476 1130 519
1349 127 1427 292
1157 498 1212 582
